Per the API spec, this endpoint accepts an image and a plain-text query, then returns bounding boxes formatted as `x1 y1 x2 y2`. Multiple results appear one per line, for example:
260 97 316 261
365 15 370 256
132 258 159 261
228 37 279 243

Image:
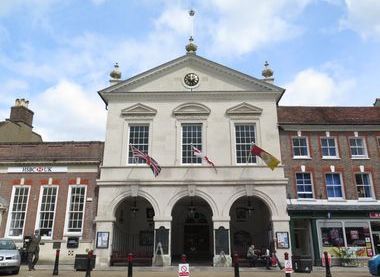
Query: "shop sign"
369 212 380 219
7 166 68 173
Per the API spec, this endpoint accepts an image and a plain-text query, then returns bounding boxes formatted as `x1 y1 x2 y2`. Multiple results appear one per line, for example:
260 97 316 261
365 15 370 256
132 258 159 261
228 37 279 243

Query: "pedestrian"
246 243 257 267
27 229 41 271
265 248 271 269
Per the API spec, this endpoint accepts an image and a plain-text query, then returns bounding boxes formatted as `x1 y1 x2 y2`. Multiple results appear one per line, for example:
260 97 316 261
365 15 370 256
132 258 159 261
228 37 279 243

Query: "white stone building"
95 41 290 267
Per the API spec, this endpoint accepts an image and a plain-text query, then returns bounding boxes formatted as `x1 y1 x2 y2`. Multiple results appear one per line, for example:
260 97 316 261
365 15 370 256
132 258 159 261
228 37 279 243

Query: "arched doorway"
112 196 155 266
229 196 272 264
171 196 213 265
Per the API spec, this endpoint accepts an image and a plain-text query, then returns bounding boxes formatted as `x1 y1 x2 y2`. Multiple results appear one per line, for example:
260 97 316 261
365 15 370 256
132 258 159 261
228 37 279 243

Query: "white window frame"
127 124 150 165
234 123 257 165
325 173 345 200
320 137 339 159
295 172 314 199
181 122 203 165
64 184 87 236
5 185 31 239
355 173 374 200
349 137 368 159
292 136 310 159
35 185 59 240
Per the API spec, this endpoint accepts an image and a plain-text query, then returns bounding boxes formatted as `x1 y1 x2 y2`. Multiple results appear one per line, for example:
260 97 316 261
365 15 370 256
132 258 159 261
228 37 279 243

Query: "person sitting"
246 243 257 267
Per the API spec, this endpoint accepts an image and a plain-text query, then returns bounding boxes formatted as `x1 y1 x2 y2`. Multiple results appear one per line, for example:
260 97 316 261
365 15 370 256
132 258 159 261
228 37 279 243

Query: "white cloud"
32 80 106 141
340 0 380 39
0 79 29 106
280 68 355 106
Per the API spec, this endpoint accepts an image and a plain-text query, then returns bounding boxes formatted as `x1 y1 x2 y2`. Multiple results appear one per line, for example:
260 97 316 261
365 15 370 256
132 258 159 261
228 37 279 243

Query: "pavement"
3 265 373 277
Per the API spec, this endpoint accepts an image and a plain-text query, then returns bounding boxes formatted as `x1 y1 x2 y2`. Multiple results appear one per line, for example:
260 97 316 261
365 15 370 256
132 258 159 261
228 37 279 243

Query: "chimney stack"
374 98 380 107
9 98 34 127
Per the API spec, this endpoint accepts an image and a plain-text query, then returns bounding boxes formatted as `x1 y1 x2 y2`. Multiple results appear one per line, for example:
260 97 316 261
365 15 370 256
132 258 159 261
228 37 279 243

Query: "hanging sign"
7 166 68 173
178 263 190 277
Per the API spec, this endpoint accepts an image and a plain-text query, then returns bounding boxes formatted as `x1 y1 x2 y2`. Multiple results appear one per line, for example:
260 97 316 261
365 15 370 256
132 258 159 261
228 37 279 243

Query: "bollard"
181 254 187 263
284 252 291 277
52 249 60 275
85 250 93 277
128 253 133 277
233 253 239 277
324 251 332 277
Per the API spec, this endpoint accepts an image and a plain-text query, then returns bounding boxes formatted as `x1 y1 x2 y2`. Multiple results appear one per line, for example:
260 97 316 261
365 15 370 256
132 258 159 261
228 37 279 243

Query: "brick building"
278 103 380 264
0 102 103 263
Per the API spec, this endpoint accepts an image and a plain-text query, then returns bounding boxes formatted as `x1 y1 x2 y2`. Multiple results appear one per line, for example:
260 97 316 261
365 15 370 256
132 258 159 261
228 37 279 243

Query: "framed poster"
96 232 109 249
276 232 289 249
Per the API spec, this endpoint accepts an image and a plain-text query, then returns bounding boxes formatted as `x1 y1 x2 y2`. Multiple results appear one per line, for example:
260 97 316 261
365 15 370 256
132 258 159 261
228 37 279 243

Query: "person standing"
27 230 41 271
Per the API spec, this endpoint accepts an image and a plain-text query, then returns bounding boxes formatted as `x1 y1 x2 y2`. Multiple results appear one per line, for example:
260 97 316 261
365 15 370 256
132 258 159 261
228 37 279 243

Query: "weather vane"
188 8 195 39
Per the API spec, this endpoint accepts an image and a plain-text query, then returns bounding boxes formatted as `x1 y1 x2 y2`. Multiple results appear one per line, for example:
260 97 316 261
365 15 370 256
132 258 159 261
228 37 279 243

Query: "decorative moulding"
173 103 211 117
226 102 263 117
121 103 157 117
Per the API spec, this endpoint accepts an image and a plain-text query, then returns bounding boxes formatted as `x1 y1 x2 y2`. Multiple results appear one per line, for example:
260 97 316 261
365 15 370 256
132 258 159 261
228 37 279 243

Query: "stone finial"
15 98 29 108
110 62 122 80
262 61 274 83
186 36 197 54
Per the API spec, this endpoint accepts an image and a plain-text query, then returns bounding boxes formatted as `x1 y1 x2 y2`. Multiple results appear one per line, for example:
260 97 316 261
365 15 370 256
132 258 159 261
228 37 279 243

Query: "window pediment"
173 103 211 117
121 103 157 117
226 102 262 116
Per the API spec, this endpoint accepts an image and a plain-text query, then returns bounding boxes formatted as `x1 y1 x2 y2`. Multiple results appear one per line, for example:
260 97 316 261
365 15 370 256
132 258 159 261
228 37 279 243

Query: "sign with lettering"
7 166 68 173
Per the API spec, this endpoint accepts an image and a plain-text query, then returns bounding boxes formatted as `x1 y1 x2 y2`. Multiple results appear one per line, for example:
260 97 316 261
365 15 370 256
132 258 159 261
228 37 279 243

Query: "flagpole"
246 142 254 165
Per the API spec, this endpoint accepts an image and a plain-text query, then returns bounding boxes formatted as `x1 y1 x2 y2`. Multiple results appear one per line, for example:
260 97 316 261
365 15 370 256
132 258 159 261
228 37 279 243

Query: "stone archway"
112 196 155 266
171 196 213 265
229 196 272 264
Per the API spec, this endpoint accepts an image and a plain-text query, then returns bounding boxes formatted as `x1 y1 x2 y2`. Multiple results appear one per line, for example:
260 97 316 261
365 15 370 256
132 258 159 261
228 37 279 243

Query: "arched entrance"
112 196 155 266
229 196 272 264
171 196 213 265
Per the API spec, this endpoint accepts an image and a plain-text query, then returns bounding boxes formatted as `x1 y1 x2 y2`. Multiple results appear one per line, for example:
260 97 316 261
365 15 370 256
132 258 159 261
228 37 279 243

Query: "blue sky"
0 0 379 141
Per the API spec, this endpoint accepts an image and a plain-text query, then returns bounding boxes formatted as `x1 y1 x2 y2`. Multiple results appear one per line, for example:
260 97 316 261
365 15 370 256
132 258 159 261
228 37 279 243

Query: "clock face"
184 73 199 87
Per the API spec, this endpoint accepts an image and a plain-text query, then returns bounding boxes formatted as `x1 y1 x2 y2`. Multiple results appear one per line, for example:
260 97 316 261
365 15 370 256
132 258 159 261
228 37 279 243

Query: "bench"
110 252 152 266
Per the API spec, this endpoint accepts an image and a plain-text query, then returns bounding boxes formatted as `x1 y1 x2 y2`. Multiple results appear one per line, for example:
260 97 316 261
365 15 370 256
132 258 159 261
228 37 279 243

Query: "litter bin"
292 255 313 273
368 255 380 276
74 254 96 271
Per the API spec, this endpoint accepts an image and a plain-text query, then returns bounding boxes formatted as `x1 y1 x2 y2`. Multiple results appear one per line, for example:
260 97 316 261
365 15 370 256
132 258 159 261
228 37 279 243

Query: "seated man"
246 243 257 267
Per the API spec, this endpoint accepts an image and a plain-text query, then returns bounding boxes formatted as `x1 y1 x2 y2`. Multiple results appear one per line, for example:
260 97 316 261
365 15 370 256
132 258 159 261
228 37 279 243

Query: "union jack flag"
130 144 161 177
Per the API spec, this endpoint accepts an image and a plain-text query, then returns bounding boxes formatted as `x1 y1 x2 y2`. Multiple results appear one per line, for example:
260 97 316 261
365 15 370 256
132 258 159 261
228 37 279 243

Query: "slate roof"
277 106 380 125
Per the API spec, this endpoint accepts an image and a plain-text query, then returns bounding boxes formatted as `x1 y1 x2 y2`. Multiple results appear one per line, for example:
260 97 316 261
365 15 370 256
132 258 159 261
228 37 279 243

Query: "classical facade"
95 43 289 267
278 104 380 265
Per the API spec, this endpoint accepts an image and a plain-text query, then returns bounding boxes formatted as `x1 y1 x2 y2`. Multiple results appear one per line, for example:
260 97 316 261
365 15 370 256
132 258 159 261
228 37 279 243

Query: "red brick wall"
280 130 380 200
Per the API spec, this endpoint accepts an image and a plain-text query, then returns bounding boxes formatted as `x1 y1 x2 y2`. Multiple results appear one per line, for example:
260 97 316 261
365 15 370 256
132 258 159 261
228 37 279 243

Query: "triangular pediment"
121 103 157 117
173 103 211 117
99 54 285 103
226 102 263 116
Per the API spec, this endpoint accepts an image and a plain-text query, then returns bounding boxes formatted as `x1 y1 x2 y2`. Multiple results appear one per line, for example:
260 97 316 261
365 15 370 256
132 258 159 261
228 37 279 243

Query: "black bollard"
52 249 60 275
233 253 239 277
284 252 291 277
181 254 187 263
85 250 93 277
324 251 332 277
128 253 133 277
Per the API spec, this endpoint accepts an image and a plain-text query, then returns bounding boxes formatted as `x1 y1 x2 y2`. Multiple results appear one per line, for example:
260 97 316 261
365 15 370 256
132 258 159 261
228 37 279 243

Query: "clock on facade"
184 73 199 87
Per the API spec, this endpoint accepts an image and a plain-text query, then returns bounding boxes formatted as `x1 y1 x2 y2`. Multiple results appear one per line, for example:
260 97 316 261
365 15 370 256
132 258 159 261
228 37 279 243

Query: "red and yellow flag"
250 144 280 170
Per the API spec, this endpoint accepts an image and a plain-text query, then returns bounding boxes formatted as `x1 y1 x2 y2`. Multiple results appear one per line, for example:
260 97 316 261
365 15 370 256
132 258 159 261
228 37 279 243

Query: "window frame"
234 123 257 165
292 136 310 159
127 124 150 165
35 185 59 240
320 137 339 159
181 122 203 165
355 172 374 200
64 185 87 236
349 137 368 159
5 185 31 239
295 172 314 199
325 172 345 200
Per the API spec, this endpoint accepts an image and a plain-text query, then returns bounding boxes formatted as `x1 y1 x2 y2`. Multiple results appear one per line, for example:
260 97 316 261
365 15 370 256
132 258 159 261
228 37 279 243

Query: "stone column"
94 218 115 268
153 218 171 266
272 215 291 264
213 218 232 267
